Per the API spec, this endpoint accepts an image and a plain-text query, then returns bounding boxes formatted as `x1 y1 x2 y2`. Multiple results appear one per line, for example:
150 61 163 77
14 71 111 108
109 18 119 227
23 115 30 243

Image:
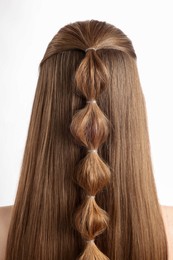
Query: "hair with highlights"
5 20 168 260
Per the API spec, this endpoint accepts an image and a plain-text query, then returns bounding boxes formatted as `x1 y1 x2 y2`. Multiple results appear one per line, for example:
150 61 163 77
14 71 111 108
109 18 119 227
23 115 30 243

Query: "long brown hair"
5 19 168 260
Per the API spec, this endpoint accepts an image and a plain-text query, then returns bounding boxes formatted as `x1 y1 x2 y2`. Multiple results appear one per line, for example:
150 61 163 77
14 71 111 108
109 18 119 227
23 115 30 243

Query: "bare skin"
0 206 13 260
161 205 173 259
0 205 172 260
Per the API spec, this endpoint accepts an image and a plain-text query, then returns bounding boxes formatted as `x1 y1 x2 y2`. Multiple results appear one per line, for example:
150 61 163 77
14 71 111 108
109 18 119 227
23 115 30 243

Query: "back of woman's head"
5 19 168 260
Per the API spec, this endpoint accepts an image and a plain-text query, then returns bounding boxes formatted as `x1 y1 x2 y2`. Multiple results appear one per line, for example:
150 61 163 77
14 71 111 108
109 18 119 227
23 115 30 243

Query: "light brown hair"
5 19 168 259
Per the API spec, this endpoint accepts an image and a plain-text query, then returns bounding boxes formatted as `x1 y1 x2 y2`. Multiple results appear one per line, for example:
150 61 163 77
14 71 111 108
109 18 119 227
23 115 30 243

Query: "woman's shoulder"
160 205 173 259
160 205 173 229
0 205 13 230
0 205 14 260
0 205 13 217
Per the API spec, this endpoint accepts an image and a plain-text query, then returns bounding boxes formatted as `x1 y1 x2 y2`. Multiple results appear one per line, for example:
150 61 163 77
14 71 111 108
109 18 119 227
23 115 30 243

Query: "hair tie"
87 149 97 153
86 239 95 243
86 99 97 104
85 47 97 52
87 195 95 199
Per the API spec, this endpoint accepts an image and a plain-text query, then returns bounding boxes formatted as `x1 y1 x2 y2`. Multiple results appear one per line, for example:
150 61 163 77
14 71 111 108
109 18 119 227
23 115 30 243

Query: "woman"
0 19 172 260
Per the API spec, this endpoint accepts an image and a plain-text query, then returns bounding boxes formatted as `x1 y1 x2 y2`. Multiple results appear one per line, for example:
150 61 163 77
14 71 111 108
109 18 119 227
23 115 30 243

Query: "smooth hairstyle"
5 20 168 260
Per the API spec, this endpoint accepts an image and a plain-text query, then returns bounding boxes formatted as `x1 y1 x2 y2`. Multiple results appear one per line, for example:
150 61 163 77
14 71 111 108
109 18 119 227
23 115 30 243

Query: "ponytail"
70 48 111 259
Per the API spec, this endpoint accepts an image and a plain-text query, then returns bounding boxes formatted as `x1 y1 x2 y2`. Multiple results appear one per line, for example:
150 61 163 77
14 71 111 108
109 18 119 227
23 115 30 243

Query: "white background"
0 0 172 206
